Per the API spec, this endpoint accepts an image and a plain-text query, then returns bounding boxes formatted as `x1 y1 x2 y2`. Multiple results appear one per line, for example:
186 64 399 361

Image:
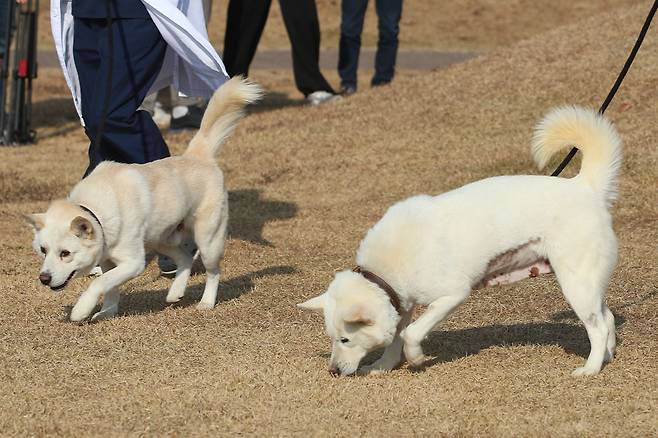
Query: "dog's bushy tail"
184 76 263 161
531 106 623 205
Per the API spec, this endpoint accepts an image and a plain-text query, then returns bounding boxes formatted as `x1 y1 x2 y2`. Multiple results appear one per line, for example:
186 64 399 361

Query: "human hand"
16 0 28 4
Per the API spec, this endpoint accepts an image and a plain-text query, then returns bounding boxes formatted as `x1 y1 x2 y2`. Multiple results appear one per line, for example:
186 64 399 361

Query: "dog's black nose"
39 272 51 285
328 366 339 376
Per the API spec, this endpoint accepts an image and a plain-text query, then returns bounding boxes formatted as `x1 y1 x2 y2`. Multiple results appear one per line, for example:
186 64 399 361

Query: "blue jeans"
338 0 403 89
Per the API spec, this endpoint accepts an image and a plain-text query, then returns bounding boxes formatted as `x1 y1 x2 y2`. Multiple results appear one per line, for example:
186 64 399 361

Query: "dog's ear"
343 303 375 326
24 213 46 232
70 216 95 240
297 293 326 312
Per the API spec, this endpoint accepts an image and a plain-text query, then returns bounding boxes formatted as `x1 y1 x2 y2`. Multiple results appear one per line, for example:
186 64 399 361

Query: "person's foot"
158 240 202 277
371 80 392 88
170 106 205 131
339 85 357 96
152 101 171 130
306 91 341 106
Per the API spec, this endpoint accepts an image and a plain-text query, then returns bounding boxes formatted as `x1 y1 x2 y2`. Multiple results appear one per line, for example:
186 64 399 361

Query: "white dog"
26 77 262 322
299 106 621 377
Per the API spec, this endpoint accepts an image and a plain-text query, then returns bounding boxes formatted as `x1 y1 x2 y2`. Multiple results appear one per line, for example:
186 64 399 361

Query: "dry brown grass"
3 2 658 437
37 0 643 51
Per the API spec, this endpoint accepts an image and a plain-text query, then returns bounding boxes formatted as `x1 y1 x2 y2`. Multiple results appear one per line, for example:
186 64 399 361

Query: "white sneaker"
306 91 341 106
158 240 202 278
152 101 172 129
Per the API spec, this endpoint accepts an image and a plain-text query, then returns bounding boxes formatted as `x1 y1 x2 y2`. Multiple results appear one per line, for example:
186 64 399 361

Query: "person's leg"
278 0 334 96
372 0 402 86
338 0 368 91
202 0 213 22
166 0 214 131
75 17 170 176
0 0 9 60
222 0 271 77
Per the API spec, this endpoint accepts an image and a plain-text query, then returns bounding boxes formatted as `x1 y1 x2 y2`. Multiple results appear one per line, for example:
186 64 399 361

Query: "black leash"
551 0 658 176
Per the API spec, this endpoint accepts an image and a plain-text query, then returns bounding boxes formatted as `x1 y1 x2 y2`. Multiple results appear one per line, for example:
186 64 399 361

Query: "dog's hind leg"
603 304 616 363
91 260 120 322
161 246 194 303
553 261 612 376
195 203 228 310
401 289 469 368
360 308 414 375
550 227 617 376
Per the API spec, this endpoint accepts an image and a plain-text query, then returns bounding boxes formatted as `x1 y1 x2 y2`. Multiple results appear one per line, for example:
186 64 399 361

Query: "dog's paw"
406 354 430 369
196 301 215 311
165 293 183 303
91 305 118 322
571 366 601 377
357 366 391 376
69 306 91 323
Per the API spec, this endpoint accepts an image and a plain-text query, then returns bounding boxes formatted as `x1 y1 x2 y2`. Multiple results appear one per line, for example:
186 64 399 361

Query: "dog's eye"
340 337 349 344
40 246 46 255
60 250 70 258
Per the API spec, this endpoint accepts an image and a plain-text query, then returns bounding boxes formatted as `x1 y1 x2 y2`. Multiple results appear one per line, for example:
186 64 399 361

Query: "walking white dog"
299 106 622 377
26 77 262 322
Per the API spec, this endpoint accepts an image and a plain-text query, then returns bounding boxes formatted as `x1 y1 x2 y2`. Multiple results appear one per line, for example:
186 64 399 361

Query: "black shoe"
340 85 357 96
371 80 392 88
170 106 205 131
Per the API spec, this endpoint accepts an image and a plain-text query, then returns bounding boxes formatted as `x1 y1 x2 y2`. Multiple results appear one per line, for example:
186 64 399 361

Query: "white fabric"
50 0 229 125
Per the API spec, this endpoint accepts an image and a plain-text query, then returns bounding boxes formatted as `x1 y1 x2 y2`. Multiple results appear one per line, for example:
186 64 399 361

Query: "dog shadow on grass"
228 189 298 246
349 311 628 372
249 91 305 114
410 312 627 371
69 265 297 319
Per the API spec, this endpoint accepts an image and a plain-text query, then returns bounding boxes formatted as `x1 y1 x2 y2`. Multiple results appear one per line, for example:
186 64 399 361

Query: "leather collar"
79 204 104 241
352 266 402 315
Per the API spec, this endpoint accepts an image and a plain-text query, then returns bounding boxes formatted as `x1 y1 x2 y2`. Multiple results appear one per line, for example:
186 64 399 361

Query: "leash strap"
552 0 658 176
352 266 402 315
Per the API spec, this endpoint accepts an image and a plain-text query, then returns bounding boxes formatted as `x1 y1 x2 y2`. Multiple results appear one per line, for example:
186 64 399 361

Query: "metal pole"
0 0 15 144
7 0 37 145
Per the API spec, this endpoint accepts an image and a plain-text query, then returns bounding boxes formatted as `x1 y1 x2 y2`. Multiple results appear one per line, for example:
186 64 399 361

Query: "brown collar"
352 266 402 315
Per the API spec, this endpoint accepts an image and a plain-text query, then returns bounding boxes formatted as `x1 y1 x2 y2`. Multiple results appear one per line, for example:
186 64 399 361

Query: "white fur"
299 106 620 377
26 77 262 322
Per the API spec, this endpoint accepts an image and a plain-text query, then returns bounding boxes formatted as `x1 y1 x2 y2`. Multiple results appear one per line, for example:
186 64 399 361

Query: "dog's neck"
352 266 402 315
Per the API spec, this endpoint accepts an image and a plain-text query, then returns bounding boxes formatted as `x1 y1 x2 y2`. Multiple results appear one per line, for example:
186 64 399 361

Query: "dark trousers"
223 0 334 97
338 0 403 89
73 17 169 176
0 0 9 58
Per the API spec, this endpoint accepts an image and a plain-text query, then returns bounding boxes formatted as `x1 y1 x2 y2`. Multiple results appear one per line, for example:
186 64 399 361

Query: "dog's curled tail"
184 76 263 161
531 106 623 204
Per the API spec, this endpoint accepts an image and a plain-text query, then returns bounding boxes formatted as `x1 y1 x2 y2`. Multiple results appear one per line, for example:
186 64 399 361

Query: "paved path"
38 48 477 71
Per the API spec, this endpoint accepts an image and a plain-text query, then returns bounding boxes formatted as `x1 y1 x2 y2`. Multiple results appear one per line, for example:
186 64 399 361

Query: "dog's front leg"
90 261 119 322
401 293 467 368
360 309 414 375
70 259 145 323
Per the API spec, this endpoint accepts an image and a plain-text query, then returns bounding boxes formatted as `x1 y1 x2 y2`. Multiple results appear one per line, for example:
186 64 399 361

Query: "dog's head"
298 270 401 376
24 200 103 291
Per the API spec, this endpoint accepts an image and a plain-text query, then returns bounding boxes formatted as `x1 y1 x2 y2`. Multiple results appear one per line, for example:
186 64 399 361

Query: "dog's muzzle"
48 270 77 291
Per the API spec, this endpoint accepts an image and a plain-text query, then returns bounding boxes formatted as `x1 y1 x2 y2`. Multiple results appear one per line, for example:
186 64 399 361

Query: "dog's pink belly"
475 238 553 289
479 260 552 288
